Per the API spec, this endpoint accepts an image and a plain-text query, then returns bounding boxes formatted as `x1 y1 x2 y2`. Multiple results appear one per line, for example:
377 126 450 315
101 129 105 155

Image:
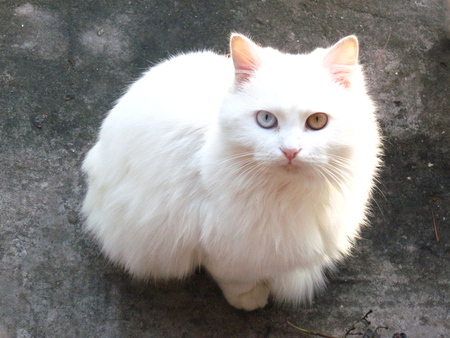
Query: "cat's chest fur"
198 158 339 278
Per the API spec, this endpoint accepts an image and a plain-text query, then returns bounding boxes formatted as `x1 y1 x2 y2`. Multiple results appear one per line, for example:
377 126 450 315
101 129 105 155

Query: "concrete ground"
1 1 449 337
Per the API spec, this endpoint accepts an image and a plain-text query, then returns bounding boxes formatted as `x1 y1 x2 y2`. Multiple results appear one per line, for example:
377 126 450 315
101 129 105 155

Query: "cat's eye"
256 110 278 129
306 113 328 130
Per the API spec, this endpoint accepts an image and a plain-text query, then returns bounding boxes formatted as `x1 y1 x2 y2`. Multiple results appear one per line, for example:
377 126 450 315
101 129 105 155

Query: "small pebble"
34 114 47 128
392 333 407 338
68 211 79 224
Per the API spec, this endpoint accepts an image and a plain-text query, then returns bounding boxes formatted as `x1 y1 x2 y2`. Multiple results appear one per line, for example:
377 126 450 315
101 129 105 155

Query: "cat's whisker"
369 194 387 223
245 162 270 186
216 152 255 167
324 158 350 176
327 156 353 170
241 161 270 186
329 158 352 169
329 154 384 187
315 164 349 191
231 161 269 189
330 163 352 182
219 157 256 176
314 167 338 191
215 155 252 172
372 183 387 202
327 155 355 175
216 156 259 183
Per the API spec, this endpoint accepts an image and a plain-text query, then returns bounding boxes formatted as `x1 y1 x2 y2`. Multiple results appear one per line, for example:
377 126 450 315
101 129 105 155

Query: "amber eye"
306 113 328 130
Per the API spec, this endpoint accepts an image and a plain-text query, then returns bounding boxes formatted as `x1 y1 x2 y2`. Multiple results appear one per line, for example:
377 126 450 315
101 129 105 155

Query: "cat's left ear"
323 35 359 89
230 33 261 86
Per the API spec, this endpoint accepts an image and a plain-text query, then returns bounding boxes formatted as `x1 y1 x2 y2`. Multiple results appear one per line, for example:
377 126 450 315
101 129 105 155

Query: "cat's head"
218 33 379 184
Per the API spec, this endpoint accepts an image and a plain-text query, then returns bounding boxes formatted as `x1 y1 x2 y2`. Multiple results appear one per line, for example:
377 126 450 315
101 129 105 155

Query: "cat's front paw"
218 281 270 311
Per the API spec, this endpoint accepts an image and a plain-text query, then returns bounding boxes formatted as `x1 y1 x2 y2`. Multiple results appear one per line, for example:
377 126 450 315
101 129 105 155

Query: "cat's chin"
281 163 301 172
278 160 314 176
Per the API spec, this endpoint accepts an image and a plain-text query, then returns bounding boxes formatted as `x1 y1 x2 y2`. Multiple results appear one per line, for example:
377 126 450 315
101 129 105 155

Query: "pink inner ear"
234 58 257 84
330 65 354 89
230 34 261 85
324 36 359 89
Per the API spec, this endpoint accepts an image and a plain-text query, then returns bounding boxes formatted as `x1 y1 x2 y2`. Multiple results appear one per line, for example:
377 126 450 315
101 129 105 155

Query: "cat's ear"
323 35 359 89
230 33 261 86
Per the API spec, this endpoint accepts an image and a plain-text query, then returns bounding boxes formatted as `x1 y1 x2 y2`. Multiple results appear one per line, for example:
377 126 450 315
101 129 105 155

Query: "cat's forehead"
247 59 337 112
264 49 322 71
255 53 332 91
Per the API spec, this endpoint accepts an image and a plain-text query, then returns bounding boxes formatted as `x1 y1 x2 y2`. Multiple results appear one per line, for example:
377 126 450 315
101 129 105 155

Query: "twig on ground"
344 309 373 336
285 321 338 338
286 309 390 338
429 199 440 243
374 29 392 69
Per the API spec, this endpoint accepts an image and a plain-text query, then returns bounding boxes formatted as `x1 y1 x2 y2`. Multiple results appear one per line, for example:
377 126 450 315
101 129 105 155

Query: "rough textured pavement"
1 1 449 337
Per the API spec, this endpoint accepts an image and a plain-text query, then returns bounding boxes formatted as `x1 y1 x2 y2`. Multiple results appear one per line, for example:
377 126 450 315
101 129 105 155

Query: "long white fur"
82 34 381 311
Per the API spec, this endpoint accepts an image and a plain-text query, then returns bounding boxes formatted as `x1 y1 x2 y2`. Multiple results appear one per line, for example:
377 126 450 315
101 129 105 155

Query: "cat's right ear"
230 34 261 86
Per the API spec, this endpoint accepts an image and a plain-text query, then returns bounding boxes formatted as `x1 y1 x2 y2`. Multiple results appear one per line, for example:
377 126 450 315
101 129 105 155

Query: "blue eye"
256 110 278 129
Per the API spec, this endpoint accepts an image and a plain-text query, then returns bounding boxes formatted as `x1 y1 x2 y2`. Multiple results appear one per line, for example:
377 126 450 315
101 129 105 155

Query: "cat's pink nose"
281 148 300 161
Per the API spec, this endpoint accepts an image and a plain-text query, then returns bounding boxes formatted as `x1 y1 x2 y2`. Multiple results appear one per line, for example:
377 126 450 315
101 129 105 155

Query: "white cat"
82 33 381 311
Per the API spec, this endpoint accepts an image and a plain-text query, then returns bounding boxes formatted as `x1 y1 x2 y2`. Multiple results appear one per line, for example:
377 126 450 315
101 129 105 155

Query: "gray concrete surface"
1 1 449 337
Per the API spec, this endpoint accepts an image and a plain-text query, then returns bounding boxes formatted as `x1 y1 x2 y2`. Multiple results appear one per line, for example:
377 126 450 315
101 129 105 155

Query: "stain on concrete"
80 15 132 61
12 3 68 60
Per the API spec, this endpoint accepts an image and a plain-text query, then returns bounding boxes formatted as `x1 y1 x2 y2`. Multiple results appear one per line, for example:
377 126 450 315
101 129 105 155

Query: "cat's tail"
270 265 327 306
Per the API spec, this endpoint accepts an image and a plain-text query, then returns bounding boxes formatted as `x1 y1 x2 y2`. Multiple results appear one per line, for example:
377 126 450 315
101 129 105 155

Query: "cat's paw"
219 281 270 311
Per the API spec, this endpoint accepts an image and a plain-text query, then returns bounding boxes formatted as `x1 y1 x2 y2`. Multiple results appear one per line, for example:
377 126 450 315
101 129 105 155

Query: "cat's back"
82 52 234 274
85 50 233 186
111 51 234 124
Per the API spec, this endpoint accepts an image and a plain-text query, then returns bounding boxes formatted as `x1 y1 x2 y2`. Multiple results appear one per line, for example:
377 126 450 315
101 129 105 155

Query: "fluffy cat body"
82 34 381 311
